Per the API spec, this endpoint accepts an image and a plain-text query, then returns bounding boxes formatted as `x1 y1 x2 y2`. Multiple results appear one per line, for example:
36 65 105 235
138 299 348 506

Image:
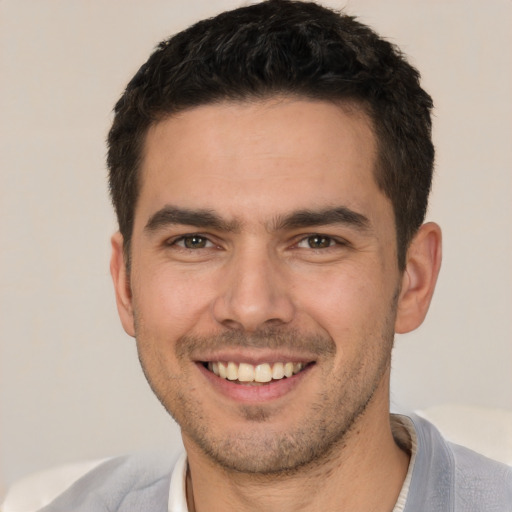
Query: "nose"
211 245 295 332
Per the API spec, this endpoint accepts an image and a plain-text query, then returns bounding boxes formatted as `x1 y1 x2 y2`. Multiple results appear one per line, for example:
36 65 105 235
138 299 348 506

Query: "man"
41 1 512 510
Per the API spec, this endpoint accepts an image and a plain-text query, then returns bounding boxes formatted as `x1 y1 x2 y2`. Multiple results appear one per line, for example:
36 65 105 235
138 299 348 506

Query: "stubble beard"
135 302 397 476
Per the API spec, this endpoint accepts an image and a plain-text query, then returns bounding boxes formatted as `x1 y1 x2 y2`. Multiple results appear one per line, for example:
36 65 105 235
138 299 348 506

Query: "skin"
111 98 442 511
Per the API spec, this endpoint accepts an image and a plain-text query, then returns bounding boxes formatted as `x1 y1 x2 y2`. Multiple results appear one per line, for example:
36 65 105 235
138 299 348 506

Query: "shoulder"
403 414 512 512
38 450 182 512
449 441 512 509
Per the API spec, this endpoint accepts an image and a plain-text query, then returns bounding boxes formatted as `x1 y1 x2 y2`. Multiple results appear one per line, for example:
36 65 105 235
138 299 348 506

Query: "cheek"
133 266 214 335
295 264 389 325
293 264 397 362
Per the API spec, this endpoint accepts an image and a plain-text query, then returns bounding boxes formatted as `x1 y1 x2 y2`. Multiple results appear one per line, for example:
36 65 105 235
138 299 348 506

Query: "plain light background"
1 0 511 497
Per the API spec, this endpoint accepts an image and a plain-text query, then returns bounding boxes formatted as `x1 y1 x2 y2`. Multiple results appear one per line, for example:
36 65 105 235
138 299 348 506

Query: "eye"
297 235 336 249
174 235 213 249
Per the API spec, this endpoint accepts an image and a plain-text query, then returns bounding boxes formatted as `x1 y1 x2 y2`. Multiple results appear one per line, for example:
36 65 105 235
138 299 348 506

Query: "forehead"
137 98 386 226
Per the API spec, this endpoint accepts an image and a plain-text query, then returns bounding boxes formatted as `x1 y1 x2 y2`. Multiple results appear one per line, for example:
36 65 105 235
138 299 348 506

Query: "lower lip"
196 362 313 403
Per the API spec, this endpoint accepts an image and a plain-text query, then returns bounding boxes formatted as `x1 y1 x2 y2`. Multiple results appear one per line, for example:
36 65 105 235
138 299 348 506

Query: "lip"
196 360 314 403
192 348 318 366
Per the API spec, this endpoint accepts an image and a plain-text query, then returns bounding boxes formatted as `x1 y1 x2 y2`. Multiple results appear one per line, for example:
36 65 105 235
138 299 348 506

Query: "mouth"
203 360 312 385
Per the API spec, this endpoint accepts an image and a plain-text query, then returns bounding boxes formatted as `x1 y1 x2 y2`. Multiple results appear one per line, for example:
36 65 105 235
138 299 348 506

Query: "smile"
205 361 309 383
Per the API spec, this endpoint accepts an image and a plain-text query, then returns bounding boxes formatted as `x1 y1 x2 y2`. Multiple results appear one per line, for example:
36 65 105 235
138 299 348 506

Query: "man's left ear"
395 222 442 334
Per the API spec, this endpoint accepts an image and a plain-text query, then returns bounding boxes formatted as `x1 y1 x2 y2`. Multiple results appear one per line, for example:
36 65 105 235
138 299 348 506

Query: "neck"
184 398 410 512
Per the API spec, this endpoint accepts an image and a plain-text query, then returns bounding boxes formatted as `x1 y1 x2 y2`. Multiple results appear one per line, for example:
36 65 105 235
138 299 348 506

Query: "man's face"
114 98 404 473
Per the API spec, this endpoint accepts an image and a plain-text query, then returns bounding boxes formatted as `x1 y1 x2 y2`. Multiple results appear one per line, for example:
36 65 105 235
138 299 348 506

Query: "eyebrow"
144 205 371 235
144 206 240 233
272 207 371 232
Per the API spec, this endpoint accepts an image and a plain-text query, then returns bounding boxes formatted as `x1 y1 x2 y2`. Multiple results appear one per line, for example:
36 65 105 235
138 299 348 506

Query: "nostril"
219 318 247 331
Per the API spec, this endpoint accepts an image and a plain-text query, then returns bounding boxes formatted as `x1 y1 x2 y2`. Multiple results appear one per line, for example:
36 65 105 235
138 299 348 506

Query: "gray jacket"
40 415 512 511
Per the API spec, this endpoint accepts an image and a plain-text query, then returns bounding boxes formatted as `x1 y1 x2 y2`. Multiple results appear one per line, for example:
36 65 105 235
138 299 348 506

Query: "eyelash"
168 234 215 249
166 233 348 251
295 234 344 250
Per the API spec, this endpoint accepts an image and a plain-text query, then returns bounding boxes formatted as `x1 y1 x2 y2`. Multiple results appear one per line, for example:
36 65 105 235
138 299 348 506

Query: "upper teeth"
207 361 305 383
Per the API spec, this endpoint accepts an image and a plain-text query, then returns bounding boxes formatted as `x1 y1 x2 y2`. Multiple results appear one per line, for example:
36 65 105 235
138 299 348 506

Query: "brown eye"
296 235 335 249
305 235 333 249
178 235 210 249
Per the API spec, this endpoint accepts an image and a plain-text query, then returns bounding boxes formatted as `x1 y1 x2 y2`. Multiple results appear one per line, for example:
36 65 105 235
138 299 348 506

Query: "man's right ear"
110 232 135 337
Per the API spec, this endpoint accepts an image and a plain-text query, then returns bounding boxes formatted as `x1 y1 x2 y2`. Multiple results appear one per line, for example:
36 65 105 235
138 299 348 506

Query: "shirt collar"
167 414 418 512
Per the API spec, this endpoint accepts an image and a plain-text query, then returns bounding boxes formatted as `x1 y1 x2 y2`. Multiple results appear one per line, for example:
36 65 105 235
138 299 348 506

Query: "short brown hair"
108 0 434 269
